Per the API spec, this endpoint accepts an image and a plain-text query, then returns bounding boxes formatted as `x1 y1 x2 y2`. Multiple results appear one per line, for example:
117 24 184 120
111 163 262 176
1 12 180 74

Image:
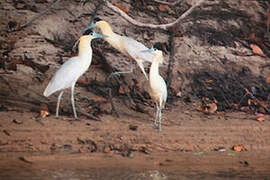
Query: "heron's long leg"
56 91 64 118
158 107 162 132
137 60 148 80
154 102 159 127
108 66 134 80
71 83 78 119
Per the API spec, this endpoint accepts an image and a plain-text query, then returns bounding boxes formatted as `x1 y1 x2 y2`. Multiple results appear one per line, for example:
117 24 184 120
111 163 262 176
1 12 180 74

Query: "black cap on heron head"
153 42 163 51
82 29 93 36
93 17 102 23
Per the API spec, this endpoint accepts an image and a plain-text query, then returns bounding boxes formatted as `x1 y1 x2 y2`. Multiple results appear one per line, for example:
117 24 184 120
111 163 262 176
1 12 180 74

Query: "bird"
83 17 154 80
43 30 106 119
142 44 167 131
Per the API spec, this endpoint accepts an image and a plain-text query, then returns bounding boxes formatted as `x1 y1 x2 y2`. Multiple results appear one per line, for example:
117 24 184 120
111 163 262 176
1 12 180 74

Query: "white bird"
83 17 154 80
43 31 106 119
142 45 167 131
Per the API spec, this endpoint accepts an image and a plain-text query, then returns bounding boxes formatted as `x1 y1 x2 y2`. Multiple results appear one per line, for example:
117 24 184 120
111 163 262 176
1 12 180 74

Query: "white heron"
83 17 154 80
43 31 106 119
142 45 167 131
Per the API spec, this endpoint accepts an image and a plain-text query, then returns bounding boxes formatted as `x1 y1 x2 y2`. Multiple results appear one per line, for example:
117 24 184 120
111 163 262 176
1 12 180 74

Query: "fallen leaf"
119 86 125 94
118 85 130 94
256 113 265 122
250 44 265 57
264 11 270 27
40 103 49 118
92 96 106 103
266 76 270 84
232 144 245 152
158 4 169 12
247 99 252 106
77 78 88 85
113 2 129 14
205 79 213 83
207 103 217 114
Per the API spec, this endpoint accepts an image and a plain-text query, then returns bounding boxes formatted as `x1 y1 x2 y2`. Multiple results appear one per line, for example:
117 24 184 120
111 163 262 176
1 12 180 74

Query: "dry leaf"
250 44 265 57
119 86 125 94
119 85 130 94
232 144 245 152
77 78 88 85
256 113 265 122
266 76 270 84
198 102 217 114
247 99 252 106
207 103 217 114
40 103 49 118
93 96 106 103
205 79 213 83
113 2 129 14
158 4 169 12
264 11 270 27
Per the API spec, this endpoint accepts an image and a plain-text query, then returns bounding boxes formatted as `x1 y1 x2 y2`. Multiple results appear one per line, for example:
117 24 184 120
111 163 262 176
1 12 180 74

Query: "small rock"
3 129 11 136
129 124 138 131
103 145 111 153
12 119 23 124
61 144 72 151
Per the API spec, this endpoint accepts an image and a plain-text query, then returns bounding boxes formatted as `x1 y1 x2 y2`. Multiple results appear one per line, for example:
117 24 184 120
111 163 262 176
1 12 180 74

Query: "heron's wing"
160 76 168 108
43 57 83 96
122 36 154 63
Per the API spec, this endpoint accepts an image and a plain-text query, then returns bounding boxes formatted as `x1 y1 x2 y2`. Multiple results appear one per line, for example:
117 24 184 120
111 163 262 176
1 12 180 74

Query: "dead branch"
166 31 175 88
19 0 62 30
108 88 119 117
154 0 182 6
78 110 101 121
105 0 205 31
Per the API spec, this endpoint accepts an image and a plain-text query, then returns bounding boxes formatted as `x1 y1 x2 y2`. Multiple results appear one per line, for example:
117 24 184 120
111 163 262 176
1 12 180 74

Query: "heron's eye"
93 17 102 23
90 32 94 36
153 48 157 51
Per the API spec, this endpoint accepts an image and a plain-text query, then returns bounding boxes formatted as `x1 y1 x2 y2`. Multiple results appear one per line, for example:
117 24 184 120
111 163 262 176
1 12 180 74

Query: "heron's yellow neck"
150 53 163 77
96 21 114 36
96 21 125 54
78 39 92 59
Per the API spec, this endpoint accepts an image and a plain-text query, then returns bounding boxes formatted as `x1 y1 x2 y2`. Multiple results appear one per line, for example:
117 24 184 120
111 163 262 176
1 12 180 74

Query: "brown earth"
1 0 270 179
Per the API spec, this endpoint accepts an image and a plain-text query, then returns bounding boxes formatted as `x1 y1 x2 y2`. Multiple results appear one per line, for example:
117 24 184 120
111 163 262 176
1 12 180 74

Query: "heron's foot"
153 122 158 128
108 71 132 80
69 117 80 122
56 116 65 121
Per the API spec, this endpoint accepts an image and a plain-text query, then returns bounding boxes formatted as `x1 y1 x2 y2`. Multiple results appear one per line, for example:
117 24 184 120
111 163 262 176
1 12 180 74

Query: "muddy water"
0 152 269 180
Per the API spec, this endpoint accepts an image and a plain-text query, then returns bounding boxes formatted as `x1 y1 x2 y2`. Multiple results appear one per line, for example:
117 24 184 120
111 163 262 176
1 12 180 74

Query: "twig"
78 110 101 121
19 0 62 30
166 31 175 88
0 76 15 93
105 0 205 31
154 0 182 6
90 0 105 21
108 88 119 117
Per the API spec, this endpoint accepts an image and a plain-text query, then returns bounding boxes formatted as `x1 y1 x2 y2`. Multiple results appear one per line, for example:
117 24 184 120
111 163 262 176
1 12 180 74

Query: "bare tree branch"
166 31 175 88
105 0 206 31
154 0 182 6
19 0 61 30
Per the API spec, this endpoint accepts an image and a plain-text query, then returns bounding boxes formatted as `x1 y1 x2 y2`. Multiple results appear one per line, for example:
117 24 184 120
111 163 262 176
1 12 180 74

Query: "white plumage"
43 32 105 119
143 47 167 131
84 18 153 79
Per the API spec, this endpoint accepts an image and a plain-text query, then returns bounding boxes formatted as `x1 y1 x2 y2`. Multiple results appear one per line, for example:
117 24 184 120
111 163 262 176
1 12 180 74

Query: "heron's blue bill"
92 32 108 39
141 47 154 53
82 22 95 34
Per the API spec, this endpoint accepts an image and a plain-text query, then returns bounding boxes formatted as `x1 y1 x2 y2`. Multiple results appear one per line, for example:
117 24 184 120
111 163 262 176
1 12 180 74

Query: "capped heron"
43 31 106 119
142 44 167 131
83 17 154 80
